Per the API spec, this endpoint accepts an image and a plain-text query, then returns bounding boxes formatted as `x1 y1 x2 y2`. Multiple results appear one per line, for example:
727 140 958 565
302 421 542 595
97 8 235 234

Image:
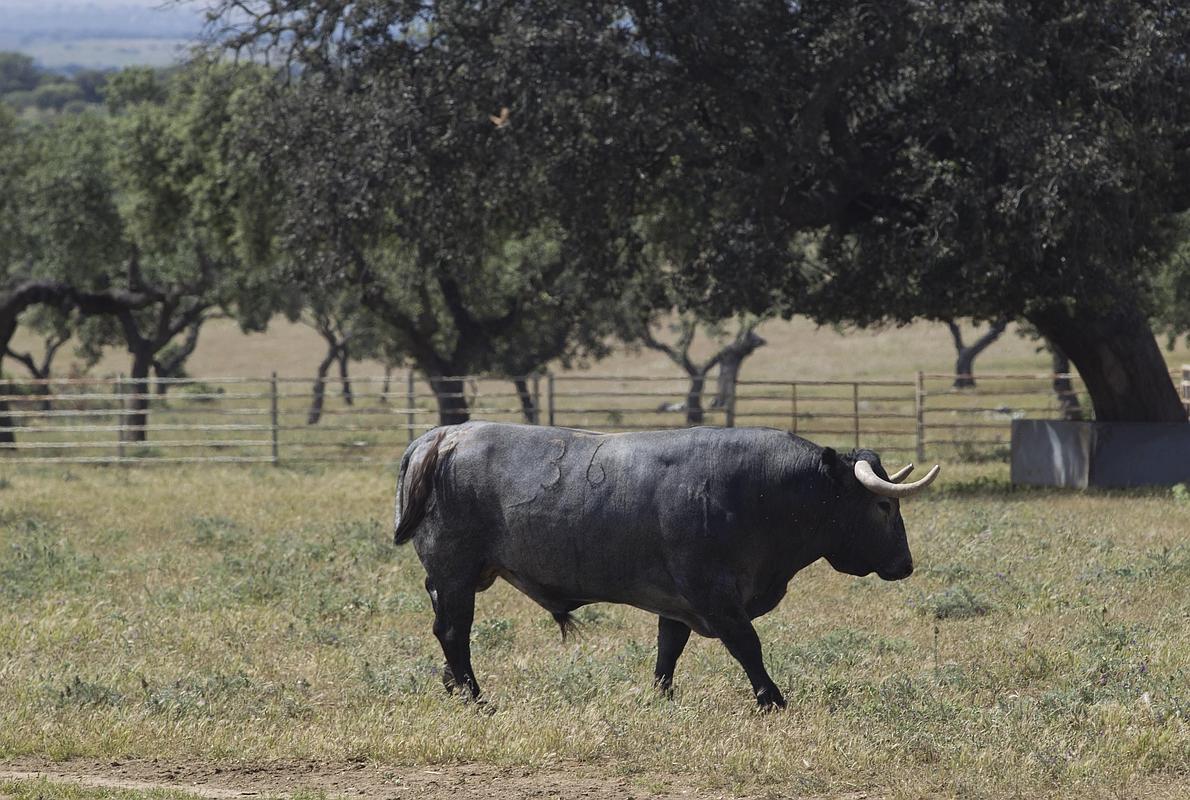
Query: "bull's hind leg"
425 576 481 699
654 616 691 697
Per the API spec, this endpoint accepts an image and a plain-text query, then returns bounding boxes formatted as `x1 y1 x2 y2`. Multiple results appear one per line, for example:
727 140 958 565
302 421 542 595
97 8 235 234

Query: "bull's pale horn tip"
855 460 940 498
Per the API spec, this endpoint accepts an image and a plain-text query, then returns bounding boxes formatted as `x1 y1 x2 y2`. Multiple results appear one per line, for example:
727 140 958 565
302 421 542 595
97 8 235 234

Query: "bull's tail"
393 430 446 545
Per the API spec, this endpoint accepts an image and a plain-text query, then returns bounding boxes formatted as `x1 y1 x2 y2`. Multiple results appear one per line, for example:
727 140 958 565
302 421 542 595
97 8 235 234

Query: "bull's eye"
877 499 893 514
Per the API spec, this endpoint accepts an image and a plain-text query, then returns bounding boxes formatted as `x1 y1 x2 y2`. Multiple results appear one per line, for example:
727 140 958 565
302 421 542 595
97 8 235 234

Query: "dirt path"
1 757 848 800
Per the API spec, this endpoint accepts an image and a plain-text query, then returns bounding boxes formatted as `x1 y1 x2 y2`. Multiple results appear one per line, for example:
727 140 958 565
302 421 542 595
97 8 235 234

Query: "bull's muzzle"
877 557 914 581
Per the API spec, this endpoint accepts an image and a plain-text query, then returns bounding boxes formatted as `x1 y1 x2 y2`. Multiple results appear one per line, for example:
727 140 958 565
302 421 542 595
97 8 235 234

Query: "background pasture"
2 319 1189 798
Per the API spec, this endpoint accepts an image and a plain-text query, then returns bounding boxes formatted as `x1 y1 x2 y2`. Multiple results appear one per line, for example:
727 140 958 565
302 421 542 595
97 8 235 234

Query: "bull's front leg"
707 615 785 710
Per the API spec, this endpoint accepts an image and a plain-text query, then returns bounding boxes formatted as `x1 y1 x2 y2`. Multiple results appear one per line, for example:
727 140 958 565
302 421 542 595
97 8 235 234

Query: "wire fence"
0 368 1184 467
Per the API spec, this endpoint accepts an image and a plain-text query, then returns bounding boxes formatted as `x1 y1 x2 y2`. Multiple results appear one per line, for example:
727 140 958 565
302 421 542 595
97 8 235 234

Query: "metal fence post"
790 382 798 435
915 371 926 462
270 372 279 465
1182 364 1189 418
547 372 556 427
116 373 125 459
406 369 416 445
853 382 860 448
531 374 541 424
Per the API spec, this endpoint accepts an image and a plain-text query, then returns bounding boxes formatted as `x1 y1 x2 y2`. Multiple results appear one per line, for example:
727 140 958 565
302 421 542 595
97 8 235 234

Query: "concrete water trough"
1011 420 1190 488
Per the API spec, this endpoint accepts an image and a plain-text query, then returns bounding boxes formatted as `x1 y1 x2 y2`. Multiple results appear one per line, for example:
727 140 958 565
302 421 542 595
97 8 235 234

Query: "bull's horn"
854 460 940 498
888 463 914 483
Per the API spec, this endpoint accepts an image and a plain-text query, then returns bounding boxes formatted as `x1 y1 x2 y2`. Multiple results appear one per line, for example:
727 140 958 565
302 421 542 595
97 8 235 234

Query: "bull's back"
434 423 791 604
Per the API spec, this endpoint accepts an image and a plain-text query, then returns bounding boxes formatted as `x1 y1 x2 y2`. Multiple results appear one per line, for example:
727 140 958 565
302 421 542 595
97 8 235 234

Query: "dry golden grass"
1 462 1187 799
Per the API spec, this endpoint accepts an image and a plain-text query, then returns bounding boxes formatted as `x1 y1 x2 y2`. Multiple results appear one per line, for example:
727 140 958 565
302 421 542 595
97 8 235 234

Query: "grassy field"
1 462 1188 799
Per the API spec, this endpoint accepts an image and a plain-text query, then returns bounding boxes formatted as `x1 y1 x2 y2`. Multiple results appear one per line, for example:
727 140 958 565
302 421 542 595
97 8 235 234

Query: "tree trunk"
307 346 338 425
429 375 471 425
338 347 353 406
0 307 27 447
123 350 154 443
512 377 537 423
1050 344 1084 421
711 330 766 408
685 373 706 426
34 374 51 412
946 319 1007 389
4 348 55 411
379 365 392 404
1028 302 1185 423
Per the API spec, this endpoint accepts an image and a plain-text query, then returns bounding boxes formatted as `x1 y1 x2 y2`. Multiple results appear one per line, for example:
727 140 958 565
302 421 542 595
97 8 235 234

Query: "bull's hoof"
755 687 786 712
653 676 676 701
441 664 457 693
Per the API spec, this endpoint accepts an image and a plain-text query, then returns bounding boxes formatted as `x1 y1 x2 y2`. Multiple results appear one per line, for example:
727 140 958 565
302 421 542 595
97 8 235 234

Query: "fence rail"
0 368 1184 467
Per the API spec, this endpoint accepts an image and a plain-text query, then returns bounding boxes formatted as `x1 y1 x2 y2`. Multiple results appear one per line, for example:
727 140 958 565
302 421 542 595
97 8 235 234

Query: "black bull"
392 422 939 708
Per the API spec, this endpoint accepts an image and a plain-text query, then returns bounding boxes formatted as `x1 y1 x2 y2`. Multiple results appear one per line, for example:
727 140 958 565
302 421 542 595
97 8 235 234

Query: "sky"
1 0 207 68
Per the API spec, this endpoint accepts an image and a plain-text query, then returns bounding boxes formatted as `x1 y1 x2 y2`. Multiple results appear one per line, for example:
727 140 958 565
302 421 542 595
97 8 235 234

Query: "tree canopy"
0 62 285 441
206 0 1190 421
4 1 1190 428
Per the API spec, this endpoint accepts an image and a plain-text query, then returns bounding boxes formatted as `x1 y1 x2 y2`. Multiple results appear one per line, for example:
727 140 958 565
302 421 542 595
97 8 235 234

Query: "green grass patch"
0 464 1188 799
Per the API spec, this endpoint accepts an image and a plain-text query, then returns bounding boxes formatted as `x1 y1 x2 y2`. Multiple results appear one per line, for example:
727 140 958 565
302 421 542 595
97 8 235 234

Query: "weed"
920 586 992 620
181 382 225 402
924 562 972 584
361 658 439 696
189 515 243 548
54 676 122 709
0 518 96 599
1172 483 1190 505
143 673 252 719
474 618 515 648
575 606 610 626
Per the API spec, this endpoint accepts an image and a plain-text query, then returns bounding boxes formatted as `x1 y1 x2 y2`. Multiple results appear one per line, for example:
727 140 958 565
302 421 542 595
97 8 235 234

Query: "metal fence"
0 368 1183 466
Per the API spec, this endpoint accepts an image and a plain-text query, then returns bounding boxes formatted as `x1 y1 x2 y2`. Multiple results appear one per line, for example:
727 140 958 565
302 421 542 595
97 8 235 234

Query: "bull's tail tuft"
393 430 446 545
553 611 580 642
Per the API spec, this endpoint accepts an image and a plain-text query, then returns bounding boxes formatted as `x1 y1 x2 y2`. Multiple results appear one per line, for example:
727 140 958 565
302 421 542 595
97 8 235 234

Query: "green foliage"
0 51 110 116
1 59 287 392
102 67 166 111
0 52 40 95
203 0 1190 421
216 6 648 392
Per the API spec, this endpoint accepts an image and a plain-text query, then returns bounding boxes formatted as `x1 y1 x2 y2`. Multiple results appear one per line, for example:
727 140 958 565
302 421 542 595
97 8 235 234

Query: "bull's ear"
820 447 850 484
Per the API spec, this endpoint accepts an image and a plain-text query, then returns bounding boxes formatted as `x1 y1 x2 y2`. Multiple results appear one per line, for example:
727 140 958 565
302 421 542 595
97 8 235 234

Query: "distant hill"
0 0 204 70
